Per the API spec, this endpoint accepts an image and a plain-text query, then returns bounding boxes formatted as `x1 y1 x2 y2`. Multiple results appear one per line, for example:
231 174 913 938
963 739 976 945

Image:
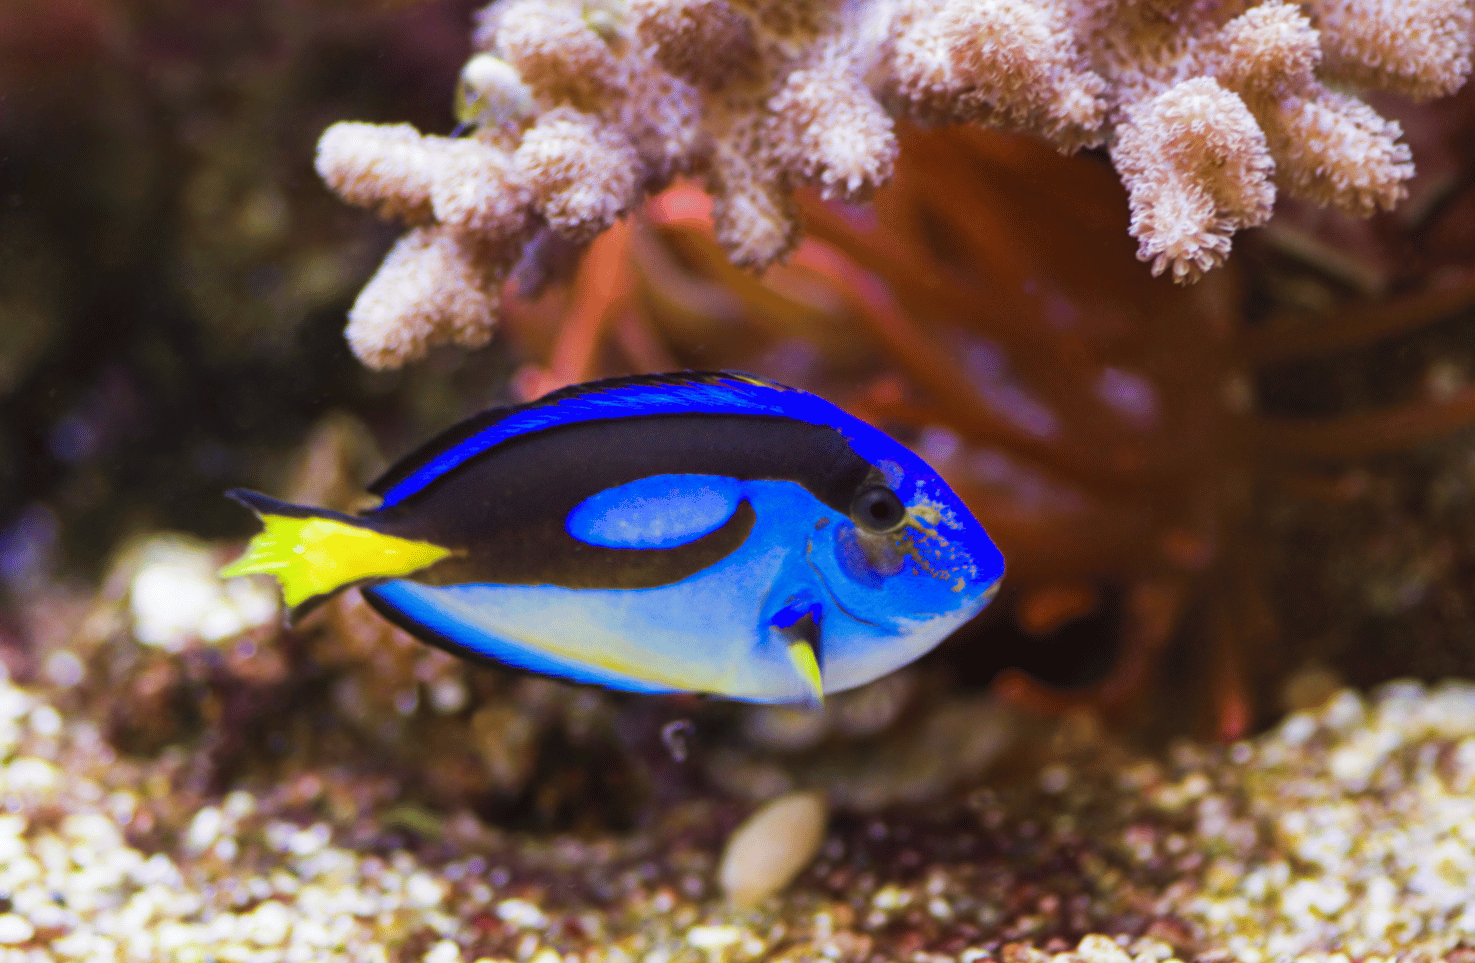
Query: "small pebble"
0 914 32 944
425 939 462 963
406 871 446 909
1075 934 1131 963
128 535 277 650
718 790 827 906
243 900 291 946
28 705 62 737
185 807 224 854
687 924 743 950
496 897 547 929
43 650 84 689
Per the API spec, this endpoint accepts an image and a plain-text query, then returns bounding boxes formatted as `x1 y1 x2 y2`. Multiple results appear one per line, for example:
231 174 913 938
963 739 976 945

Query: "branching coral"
318 0 1471 367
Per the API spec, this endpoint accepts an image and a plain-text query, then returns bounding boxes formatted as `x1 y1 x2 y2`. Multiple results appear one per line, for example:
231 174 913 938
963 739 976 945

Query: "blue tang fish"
221 372 1004 706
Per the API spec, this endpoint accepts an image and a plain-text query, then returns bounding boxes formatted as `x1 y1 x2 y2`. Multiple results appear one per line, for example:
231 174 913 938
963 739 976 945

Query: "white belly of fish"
376 540 805 702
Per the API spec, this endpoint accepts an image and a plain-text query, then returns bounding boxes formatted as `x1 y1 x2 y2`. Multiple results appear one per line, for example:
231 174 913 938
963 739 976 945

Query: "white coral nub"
1113 79 1277 281
318 0 1474 367
346 227 504 370
891 0 1107 148
516 107 641 242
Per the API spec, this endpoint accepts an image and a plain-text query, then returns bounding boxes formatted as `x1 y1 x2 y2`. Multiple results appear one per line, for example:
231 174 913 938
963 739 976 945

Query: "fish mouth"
805 536 882 628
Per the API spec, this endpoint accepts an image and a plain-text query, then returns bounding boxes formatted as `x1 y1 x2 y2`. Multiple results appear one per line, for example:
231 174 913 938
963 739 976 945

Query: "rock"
718 790 827 906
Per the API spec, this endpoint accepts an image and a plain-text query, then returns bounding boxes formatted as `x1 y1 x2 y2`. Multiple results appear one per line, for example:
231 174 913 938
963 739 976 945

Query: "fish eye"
851 485 906 533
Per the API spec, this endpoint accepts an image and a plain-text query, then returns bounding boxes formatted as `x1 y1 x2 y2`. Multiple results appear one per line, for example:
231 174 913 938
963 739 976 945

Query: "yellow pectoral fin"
220 513 452 609
786 640 824 711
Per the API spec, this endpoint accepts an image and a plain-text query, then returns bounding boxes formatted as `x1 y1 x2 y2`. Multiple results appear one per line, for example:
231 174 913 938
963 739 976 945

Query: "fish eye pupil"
853 486 905 532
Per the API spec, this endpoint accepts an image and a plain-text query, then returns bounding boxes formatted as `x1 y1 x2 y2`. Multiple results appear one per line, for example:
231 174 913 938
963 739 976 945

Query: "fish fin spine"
786 640 824 711
220 489 453 613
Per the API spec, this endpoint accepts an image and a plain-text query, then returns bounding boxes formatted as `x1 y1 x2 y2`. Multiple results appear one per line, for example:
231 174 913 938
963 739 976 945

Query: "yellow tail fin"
221 490 452 612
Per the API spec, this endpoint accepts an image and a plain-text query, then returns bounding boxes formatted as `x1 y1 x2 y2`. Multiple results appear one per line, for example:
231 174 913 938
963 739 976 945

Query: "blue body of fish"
224 372 1005 705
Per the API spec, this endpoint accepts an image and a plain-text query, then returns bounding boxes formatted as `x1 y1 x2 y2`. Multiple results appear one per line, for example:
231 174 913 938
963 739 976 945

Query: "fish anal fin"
766 590 825 711
785 637 824 712
221 491 453 612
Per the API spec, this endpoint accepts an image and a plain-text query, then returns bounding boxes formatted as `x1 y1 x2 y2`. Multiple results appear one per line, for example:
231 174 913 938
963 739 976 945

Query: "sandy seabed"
2 664 1475 963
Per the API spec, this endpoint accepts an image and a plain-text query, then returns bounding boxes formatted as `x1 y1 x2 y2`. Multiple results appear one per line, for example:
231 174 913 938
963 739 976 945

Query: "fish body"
223 372 1004 706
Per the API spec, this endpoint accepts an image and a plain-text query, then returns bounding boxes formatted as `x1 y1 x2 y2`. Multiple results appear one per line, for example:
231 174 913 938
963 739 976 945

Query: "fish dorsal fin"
370 371 808 510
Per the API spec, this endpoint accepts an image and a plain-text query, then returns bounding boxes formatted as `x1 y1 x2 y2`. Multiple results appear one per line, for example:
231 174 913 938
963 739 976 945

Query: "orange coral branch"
801 159 1146 456
1242 272 1475 365
791 240 1150 498
551 220 631 382
884 149 1129 436
798 178 1082 394
515 220 631 398
1253 382 1475 460
610 308 680 374
651 223 832 336
945 482 1174 585
992 579 1186 718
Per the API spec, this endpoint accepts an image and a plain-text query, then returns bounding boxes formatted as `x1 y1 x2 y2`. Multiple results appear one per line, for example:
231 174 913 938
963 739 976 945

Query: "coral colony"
315 0 1471 369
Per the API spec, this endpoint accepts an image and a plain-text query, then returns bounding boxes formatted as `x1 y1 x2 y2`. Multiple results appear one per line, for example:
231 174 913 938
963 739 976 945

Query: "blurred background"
4 0 1475 833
